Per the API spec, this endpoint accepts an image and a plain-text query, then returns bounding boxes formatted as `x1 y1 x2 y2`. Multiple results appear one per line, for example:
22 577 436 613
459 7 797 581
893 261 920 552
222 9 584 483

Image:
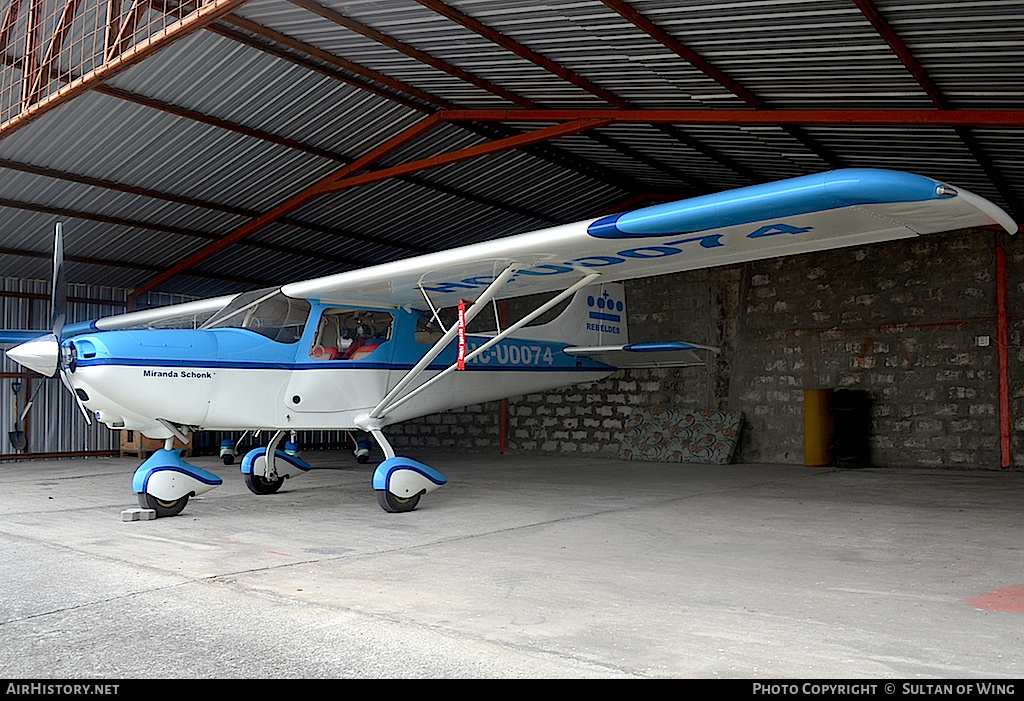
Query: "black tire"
222 455 235 465
244 471 284 495
376 489 420 513
138 492 189 517
357 454 369 464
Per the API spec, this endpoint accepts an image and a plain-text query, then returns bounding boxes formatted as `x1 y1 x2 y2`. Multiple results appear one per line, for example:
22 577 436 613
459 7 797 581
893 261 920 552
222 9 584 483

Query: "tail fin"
520 282 629 347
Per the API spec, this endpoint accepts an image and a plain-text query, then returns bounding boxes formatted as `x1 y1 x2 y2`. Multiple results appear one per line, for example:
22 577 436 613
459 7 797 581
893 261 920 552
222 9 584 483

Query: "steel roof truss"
0 0 252 139
105 0 147 62
23 0 83 107
0 0 22 54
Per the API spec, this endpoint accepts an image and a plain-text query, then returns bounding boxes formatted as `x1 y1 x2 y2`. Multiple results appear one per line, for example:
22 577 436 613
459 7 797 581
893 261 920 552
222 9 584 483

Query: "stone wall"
388 226 1022 469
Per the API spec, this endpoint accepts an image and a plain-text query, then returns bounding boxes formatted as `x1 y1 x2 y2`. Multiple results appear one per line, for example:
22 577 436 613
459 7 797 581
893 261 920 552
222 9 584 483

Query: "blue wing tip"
587 168 945 240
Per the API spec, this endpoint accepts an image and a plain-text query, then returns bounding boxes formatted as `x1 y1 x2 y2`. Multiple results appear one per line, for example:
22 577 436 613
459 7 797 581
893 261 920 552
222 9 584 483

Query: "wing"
61 168 1016 334
283 169 1016 309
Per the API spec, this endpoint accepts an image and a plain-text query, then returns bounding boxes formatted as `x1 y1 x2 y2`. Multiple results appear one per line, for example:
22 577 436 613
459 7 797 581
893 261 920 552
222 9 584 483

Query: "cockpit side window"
310 308 393 360
201 288 311 343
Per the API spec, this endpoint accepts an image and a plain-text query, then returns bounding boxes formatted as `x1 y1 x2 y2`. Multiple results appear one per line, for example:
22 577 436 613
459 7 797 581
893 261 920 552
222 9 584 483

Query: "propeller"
5 222 91 424
51 222 66 340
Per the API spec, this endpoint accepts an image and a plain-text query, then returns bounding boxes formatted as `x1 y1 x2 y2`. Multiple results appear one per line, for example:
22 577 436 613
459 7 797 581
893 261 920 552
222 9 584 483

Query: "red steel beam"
2 46 562 229
996 244 1012 468
595 0 847 170
283 0 715 187
851 0 1019 219
410 0 764 182
148 1 449 111
130 117 609 297
0 0 252 140
440 109 1024 128
214 14 450 111
130 112 447 298
598 0 762 108
852 0 947 109
312 118 613 197
413 0 631 109
276 0 710 189
0 193 387 266
0 157 430 254
286 0 533 108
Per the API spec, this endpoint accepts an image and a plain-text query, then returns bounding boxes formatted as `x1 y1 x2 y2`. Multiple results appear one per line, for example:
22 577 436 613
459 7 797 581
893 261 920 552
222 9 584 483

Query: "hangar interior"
0 0 1022 468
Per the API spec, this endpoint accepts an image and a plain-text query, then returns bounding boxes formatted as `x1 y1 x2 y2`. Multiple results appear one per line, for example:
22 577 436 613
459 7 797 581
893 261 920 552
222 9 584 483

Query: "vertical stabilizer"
520 282 629 347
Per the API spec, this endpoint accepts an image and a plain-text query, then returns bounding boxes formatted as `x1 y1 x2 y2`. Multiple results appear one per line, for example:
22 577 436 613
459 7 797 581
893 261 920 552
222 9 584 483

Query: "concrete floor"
0 450 1021 679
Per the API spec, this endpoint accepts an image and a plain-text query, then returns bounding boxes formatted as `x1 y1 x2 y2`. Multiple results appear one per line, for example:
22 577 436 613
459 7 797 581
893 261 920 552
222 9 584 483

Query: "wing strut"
365 264 520 422
372 272 601 421
419 285 449 334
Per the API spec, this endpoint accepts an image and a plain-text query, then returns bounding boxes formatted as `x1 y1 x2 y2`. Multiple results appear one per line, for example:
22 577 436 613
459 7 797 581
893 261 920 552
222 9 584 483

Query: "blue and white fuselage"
66 301 615 438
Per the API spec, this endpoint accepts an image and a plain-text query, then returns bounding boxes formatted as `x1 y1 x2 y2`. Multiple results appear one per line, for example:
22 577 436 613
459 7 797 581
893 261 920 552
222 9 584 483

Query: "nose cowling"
6 334 59 377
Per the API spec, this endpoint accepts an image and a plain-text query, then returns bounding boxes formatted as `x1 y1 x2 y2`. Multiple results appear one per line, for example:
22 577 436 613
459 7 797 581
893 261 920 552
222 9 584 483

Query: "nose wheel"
376 489 421 513
244 472 284 495
137 492 189 518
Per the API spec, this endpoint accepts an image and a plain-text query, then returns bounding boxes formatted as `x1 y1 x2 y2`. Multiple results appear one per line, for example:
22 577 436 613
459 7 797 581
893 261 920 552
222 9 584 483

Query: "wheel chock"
121 507 156 521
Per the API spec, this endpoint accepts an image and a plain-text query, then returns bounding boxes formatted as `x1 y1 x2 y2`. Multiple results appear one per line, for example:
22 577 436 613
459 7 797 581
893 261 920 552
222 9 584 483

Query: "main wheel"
221 454 235 465
138 492 189 517
244 472 284 495
376 489 421 513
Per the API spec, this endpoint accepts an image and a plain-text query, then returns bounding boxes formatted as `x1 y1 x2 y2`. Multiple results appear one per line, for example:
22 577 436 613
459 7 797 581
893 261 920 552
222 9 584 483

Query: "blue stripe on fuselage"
71 328 611 372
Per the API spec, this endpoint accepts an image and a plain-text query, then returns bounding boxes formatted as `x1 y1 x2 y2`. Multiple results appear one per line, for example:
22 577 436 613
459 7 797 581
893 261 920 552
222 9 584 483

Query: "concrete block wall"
391 226 1019 468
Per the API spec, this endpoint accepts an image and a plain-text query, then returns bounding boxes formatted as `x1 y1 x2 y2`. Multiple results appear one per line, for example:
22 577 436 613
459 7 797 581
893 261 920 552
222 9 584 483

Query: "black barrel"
831 389 872 468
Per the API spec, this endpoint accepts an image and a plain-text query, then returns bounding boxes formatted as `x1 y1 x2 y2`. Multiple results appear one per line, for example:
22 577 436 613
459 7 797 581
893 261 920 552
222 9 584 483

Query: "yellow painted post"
804 388 834 467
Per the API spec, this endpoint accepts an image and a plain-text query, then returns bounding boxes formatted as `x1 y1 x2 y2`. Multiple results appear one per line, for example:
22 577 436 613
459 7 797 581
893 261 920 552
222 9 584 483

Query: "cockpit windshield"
200 288 310 344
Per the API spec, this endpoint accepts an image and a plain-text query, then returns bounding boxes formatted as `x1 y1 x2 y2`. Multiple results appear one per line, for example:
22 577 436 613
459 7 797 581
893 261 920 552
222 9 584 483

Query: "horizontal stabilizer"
563 341 720 369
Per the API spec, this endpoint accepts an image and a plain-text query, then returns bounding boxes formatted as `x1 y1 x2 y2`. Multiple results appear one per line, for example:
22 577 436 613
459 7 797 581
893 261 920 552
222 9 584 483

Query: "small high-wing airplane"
4 169 1017 516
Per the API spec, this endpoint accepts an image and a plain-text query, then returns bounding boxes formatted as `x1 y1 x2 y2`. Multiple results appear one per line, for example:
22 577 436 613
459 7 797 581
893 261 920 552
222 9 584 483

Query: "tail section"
518 281 720 370
521 282 628 347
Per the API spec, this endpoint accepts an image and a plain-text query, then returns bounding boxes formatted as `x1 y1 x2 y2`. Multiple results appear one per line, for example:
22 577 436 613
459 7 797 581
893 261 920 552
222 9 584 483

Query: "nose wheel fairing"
372 456 447 509
132 449 223 517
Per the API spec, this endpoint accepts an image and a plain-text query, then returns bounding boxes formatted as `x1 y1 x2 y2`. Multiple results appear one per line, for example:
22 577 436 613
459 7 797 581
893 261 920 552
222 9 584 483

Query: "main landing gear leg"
367 429 447 513
133 437 223 517
240 430 311 495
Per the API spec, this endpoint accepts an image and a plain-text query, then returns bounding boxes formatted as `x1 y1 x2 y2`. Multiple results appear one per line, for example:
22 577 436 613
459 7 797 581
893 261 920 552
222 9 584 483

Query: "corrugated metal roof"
0 0 1020 300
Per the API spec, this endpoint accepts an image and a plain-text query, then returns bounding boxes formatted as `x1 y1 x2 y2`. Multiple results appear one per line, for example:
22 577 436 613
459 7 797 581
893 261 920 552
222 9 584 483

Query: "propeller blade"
51 222 66 339
60 366 92 426
18 381 44 422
